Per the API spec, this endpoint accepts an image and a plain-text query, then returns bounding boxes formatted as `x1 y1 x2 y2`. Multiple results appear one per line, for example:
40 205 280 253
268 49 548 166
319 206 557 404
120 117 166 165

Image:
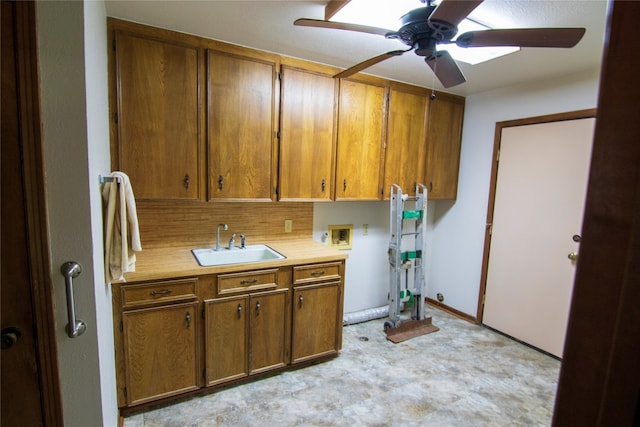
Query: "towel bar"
99 174 121 184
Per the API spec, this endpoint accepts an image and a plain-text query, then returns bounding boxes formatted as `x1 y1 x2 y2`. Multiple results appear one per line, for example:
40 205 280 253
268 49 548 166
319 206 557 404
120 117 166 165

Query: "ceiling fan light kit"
294 0 586 88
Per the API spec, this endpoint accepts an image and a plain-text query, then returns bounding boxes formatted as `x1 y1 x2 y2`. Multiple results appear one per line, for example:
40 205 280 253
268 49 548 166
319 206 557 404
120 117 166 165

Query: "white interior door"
483 117 595 357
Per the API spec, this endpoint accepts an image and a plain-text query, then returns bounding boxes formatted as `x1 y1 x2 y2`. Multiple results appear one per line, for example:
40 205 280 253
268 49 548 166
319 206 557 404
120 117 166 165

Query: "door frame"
7 2 63 425
476 108 597 323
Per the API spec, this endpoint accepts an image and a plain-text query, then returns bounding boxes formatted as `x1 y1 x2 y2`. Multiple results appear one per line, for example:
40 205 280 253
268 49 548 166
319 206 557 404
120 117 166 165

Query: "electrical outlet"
363 224 369 236
284 219 292 233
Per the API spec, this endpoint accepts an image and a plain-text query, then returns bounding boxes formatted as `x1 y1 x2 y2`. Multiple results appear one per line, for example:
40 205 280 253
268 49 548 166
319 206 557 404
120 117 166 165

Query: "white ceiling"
105 0 609 96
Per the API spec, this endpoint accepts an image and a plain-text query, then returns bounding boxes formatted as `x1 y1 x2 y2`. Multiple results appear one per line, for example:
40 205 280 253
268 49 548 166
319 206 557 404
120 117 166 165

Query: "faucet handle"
240 234 246 249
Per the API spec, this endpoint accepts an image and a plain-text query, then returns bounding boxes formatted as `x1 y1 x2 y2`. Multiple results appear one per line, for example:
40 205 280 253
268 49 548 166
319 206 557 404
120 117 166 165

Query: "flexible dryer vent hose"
343 305 389 326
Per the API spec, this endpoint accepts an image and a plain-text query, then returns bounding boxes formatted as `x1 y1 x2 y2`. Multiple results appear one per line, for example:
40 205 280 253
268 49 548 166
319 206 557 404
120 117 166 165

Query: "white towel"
102 171 141 283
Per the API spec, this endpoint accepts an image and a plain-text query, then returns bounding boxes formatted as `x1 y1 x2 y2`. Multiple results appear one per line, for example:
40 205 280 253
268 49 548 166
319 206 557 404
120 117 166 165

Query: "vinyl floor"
123 306 560 426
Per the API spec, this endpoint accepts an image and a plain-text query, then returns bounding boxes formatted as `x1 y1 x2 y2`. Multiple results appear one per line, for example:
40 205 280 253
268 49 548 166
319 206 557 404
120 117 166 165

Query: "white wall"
84 1 119 424
37 1 116 425
316 70 602 319
314 202 389 313
313 198 435 314
429 69 602 317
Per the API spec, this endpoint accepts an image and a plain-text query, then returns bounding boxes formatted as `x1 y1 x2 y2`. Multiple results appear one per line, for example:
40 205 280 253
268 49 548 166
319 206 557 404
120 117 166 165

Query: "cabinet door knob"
343 179 347 191
185 311 191 328
183 173 190 189
237 303 242 318
321 179 326 192
218 175 224 190
255 301 261 313
298 295 304 307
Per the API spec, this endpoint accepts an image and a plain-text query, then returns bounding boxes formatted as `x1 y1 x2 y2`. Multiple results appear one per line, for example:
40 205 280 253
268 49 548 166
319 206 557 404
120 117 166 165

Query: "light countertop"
119 239 348 283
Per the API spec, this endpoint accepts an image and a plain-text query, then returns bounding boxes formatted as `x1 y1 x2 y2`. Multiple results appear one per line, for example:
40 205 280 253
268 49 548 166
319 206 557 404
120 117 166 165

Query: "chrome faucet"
216 224 228 251
228 233 236 250
240 234 246 249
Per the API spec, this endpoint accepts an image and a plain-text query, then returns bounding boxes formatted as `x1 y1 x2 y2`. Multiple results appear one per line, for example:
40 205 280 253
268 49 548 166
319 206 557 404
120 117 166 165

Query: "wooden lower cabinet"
114 261 344 410
204 289 289 386
122 302 200 405
248 289 289 374
291 282 341 363
204 295 249 385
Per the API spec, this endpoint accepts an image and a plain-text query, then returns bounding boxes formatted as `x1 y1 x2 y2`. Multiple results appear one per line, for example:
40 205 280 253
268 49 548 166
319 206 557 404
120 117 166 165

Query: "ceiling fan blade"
456 28 586 48
294 18 393 37
334 50 408 79
428 0 484 27
425 50 466 88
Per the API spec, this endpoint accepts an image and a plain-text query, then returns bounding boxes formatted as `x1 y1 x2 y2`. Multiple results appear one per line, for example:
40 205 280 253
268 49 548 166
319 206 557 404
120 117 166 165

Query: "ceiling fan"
294 0 586 88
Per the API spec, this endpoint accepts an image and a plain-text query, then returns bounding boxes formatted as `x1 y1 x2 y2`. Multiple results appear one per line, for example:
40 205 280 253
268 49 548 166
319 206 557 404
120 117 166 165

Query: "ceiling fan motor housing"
387 6 458 57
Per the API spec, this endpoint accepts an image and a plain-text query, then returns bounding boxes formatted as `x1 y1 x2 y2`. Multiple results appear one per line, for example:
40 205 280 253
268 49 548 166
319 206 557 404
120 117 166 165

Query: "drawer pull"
150 289 172 296
240 279 258 285
310 271 325 276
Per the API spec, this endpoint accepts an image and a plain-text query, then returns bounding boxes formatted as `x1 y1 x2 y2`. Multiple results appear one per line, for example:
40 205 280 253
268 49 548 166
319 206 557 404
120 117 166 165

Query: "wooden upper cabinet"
279 65 337 201
208 50 277 201
335 78 387 201
113 29 202 200
425 93 465 200
383 85 429 199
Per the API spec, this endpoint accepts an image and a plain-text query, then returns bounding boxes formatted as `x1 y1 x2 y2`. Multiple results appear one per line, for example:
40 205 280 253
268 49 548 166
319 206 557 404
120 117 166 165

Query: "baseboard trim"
426 298 478 324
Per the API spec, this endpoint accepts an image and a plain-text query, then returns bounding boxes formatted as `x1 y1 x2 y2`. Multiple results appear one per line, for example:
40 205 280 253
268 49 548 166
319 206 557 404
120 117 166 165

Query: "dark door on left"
1 2 45 425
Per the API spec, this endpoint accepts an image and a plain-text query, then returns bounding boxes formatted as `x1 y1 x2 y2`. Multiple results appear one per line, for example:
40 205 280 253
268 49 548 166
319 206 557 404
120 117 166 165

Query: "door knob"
568 252 579 261
1 327 22 350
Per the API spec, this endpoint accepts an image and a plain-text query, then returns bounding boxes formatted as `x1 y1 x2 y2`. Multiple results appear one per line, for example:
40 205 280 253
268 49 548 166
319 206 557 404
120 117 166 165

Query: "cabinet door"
291 282 340 363
424 94 465 199
249 289 288 374
279 66 336 201
114 31 201 200
383 86 428 198
122 302 199 405
208 50 277 201
335 79 387 200
205 295 249 386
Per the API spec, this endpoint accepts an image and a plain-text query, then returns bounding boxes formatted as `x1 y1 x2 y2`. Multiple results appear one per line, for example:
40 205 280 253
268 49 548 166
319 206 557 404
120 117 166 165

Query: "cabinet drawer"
218 269 278 295
293 262 341 285
121 278 198 309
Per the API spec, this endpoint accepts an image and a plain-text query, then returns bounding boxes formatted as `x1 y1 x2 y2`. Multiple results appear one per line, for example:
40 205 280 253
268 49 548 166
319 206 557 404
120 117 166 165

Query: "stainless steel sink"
191 244 285 267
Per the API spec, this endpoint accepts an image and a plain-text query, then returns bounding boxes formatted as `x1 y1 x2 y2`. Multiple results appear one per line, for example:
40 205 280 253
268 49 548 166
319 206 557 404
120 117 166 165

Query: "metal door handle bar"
60 261 86 338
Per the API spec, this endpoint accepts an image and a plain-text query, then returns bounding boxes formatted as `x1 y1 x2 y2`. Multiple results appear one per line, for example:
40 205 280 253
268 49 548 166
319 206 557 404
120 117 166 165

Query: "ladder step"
401 232 420 237
402 210 423 219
